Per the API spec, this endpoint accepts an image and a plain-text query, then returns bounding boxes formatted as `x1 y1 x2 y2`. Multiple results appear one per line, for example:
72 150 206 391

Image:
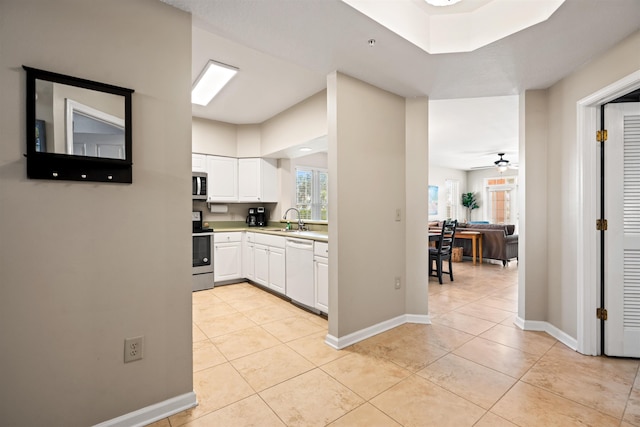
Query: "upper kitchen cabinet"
192 153 207 173
206 155 238 202
238 158 278 203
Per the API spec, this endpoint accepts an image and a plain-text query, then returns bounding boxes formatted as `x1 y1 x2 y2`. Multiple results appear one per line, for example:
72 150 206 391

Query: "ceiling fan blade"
469 165 497 170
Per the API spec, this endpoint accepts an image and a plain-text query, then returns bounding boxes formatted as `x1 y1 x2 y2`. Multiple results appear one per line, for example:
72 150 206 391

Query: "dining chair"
429 219 458 284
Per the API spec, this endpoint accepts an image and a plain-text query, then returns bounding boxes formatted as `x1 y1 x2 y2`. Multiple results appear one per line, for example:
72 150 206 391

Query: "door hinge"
597 307 608 320
596 219 608 231
596 129 608 142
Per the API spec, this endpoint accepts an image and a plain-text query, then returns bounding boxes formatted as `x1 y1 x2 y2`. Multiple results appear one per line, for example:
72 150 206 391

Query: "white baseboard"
406 314 431 324
93 391 197 427
514 316 578 351
325 314 430 350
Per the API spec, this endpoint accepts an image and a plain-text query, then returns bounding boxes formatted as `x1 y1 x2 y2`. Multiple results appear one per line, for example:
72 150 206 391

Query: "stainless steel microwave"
192 172 207 200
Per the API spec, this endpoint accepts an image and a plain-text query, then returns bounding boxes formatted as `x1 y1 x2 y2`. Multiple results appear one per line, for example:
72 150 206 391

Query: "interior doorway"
576 70 640 356
602 98 640 357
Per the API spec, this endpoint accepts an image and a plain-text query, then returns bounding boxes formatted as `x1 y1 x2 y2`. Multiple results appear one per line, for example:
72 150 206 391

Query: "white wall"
328 72 407 337
237 124 262 157
519 90 548 322
540 29 640 338
192 117 237 156
428 165 467 222
261 90 327 156
405 97 430 318
0 1 193 425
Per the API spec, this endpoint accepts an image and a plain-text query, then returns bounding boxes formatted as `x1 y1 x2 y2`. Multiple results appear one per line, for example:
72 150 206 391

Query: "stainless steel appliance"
192 172 207 200
192 211 214 291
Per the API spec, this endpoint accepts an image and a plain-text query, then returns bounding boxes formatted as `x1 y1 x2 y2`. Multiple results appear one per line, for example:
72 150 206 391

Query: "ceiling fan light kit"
470 152 517 172
494 152 510 172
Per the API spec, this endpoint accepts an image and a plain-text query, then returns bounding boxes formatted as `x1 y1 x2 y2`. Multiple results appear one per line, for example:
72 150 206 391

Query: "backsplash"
192 200 277 223
193 201 328 232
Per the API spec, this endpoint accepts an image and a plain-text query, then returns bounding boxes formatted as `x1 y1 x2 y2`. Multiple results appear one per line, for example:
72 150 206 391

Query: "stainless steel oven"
193 231 214 291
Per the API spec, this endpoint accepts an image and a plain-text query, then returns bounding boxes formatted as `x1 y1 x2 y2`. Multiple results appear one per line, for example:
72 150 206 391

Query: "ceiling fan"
470 152 518 172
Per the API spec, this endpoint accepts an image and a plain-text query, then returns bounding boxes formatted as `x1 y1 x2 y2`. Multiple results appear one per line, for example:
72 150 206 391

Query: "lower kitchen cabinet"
268 246 286 294
253 234 286 295
254 244 269 287
214 232 242 282
242 232 255 281
314 242 329 313
215 231 325 305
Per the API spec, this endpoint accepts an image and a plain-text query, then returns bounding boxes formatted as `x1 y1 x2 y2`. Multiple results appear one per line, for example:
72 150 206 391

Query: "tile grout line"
475 338 562 427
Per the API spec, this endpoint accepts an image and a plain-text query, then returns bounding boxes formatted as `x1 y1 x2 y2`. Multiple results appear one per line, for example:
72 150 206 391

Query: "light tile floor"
150 261 640 426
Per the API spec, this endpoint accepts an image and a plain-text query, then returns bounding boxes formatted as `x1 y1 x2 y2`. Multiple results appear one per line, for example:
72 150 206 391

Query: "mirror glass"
35 79 126 159
25 66 134 183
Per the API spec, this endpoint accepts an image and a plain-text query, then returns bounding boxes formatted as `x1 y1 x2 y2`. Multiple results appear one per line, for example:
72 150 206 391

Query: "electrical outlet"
394 277 401 289
395 208 401 222
124 336 144 363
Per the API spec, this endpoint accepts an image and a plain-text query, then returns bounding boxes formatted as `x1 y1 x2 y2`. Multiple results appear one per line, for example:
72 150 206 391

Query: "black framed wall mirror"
24 66 134 183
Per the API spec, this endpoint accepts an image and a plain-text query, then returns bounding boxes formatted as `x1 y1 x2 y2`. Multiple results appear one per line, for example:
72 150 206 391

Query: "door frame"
576 69 640 355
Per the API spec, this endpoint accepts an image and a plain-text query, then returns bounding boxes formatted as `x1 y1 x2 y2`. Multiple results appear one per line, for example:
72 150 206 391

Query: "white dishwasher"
285 238 315 308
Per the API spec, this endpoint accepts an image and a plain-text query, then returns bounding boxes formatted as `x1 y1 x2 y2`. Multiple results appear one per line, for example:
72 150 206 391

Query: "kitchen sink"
279 229 328 239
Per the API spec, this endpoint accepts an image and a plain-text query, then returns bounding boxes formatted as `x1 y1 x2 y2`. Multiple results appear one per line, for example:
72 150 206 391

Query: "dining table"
428 230 482 265
453 231 483 265
428 232 441 243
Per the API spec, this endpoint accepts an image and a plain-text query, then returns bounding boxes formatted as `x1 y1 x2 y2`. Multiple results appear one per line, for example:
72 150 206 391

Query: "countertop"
212 226 328 242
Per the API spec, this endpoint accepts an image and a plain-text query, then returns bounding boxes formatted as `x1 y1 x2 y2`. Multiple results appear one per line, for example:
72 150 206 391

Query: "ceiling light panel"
192 60 238 106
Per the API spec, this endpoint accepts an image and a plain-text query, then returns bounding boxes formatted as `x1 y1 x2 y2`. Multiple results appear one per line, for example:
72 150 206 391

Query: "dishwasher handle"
286 239 314 250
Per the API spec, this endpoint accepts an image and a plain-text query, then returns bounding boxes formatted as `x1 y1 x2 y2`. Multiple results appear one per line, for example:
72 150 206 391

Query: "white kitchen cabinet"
254 244 269 287
253 234 286 295
314 242 329 313
192 153 207 173
214 232 242 282
206 155 238 202
268 246 286 294
242 232 255 281
238 158 278 202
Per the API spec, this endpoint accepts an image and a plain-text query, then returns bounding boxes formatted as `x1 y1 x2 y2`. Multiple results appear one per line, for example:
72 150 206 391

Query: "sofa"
430 222 518 266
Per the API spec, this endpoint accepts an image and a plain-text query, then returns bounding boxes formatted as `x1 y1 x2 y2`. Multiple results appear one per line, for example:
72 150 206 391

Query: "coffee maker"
246 207 267 227
256 207 267 227
246 208 258 227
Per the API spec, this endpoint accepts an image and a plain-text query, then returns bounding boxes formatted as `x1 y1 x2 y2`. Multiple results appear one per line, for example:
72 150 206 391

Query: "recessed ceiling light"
299 147 313 152
425 0 462 6
191 60 238 106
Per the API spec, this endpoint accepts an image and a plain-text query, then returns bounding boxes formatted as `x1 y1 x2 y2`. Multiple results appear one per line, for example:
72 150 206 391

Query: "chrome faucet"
283 207 306 231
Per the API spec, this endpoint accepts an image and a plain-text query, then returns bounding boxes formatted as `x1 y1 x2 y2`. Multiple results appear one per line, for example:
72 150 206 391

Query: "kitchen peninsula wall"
192 89 328 223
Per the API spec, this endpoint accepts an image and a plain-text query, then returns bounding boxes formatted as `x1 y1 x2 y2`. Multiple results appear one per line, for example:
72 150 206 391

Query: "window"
445 179 460 221
485 177 517 224
296 167 328 221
